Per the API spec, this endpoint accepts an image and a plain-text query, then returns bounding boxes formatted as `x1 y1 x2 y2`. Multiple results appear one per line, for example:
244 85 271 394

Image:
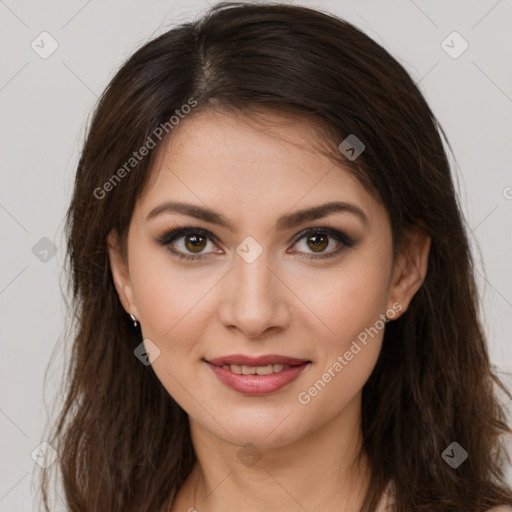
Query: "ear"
387 227 431 318
106 228 139 319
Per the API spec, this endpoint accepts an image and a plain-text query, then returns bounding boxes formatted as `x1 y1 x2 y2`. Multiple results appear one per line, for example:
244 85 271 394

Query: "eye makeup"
155 222 358 262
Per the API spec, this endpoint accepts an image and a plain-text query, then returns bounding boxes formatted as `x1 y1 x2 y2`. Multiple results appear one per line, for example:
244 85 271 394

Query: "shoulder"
486 507 512 512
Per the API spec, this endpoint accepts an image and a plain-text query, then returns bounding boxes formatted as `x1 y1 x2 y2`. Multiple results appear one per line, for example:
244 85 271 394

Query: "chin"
200 407 308 449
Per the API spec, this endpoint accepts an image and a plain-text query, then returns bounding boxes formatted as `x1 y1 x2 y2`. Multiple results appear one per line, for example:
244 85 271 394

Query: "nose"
217 247 292 339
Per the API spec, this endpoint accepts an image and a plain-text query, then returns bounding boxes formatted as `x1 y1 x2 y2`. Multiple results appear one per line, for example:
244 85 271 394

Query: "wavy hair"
39 2 512 511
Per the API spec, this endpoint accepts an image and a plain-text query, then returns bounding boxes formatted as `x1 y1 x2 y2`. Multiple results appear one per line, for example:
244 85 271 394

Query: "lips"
204 354 311 396
206 354 309 367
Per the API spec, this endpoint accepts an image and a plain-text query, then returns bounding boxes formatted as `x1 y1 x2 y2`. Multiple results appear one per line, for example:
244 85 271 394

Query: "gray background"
1 0 511 510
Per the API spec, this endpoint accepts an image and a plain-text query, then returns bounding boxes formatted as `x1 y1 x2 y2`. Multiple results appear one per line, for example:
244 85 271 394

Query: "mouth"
203 354 311 395
215 362 298 375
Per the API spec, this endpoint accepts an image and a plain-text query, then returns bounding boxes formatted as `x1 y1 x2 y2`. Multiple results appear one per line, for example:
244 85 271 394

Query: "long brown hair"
39 2 512 511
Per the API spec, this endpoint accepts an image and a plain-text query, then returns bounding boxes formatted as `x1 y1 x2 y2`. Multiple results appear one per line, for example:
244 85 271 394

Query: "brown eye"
306 233 329 252
184 234 207 253
290 227 356 260
157 227 219 260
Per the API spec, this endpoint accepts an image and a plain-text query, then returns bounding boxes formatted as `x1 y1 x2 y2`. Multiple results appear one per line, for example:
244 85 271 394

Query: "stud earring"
129 313 138 327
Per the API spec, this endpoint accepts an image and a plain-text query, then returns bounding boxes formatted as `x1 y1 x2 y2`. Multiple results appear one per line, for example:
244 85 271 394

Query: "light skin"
107 109 431 512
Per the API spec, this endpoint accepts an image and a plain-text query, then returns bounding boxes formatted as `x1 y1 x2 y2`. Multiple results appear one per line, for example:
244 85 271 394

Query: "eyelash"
156 224 356 262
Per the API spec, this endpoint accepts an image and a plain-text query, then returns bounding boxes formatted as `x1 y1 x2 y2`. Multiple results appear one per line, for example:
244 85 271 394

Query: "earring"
129 313 138 327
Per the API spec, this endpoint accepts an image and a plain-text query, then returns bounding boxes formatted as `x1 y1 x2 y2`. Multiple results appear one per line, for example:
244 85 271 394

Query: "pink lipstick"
204 354 311 396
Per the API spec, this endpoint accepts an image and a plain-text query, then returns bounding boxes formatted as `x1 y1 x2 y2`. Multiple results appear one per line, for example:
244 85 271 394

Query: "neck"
171 392 371 512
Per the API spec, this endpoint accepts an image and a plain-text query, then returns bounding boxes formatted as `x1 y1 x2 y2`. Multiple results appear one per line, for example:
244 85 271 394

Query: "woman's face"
108 110 425 448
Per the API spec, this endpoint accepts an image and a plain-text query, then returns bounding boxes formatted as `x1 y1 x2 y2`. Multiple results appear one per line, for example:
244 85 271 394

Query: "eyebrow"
145 200 369 230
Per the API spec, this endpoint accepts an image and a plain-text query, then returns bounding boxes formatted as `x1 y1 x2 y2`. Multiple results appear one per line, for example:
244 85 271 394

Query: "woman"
40 2 512 511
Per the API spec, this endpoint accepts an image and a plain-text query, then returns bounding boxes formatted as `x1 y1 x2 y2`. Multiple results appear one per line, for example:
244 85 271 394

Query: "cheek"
297 338 382 428
292 255 391 409
129 241 218 341
128 246 215 409
295 253 391 345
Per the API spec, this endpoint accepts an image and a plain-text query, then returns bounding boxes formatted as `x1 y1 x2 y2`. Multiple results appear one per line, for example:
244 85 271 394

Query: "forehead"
135 110 385 228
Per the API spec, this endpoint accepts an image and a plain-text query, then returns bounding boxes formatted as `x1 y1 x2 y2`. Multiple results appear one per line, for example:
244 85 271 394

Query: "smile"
204 359 311 396
219 363 291 375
